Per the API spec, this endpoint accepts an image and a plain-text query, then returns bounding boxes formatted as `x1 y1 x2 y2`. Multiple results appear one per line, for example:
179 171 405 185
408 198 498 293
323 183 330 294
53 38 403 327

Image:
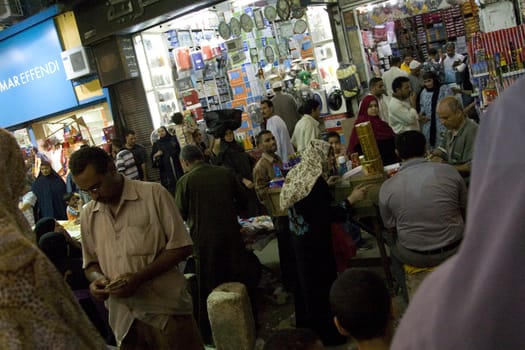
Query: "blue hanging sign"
0 19 78 128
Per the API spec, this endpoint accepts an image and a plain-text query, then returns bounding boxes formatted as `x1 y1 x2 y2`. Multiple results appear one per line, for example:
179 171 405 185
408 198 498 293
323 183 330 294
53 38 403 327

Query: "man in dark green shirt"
175 145 260 344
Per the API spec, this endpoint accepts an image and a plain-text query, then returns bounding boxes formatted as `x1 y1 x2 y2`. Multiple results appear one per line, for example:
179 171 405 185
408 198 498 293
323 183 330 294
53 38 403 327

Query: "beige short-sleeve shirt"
80 177 193 343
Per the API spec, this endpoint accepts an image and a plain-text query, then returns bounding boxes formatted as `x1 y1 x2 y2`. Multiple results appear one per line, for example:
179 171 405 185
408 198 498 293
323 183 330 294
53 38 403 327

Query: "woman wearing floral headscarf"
280 139 368 346
0 128 105 348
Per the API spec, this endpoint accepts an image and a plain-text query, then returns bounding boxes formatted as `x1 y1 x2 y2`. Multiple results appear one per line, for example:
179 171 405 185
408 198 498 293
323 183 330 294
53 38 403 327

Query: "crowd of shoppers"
3 63 523 350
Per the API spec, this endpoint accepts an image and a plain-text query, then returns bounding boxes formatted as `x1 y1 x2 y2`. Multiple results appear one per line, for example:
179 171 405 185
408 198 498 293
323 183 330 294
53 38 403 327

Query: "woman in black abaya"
151 126 184 195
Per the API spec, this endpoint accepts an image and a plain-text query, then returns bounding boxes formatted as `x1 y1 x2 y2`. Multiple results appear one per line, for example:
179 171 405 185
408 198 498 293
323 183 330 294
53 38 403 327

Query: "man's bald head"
437 97 465 131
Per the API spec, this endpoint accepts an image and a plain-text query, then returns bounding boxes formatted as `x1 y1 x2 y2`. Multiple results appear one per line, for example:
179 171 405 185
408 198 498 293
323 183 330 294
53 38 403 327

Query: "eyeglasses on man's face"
80 180 103 195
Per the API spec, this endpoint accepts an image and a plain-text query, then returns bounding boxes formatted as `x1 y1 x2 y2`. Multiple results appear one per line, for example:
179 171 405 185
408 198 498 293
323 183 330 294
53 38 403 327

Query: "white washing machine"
312 89 329 116
327 88 348 115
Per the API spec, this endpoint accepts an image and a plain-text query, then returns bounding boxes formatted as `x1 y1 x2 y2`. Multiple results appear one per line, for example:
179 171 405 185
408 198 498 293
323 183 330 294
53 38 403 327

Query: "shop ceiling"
74 0 223 45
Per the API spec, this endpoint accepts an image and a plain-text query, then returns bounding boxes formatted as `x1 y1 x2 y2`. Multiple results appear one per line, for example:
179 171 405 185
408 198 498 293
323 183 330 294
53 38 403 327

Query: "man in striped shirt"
111 139 140 180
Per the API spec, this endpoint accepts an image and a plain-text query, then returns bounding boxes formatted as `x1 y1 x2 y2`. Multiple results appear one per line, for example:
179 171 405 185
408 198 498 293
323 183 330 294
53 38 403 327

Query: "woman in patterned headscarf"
0 128 106 349
279 139 368 347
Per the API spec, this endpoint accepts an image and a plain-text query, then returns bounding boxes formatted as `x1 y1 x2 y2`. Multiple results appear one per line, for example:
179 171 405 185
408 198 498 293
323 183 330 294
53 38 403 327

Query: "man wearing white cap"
408 60 423 96
272 81 301 136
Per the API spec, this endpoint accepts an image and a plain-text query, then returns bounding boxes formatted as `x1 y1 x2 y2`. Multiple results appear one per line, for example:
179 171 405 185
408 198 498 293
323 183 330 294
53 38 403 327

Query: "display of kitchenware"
229 17 242 37
291 4 306 19
276 0 291 21
265 45 275 63
218 21 231 40
240 13 254 32
264 5 277 21
293 19 308 34
254 8 265 29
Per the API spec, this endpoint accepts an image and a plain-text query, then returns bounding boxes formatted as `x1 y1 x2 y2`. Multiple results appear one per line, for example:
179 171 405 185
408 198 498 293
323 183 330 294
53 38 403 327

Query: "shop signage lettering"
0 19 78 128
0 60 60 93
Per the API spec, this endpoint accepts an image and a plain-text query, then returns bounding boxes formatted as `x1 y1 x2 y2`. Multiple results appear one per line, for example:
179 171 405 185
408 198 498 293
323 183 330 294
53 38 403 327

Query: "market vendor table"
332 174 393 288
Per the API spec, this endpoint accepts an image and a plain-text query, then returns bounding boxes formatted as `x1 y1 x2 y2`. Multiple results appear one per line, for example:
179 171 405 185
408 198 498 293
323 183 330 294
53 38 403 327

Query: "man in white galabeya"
261 99 295 163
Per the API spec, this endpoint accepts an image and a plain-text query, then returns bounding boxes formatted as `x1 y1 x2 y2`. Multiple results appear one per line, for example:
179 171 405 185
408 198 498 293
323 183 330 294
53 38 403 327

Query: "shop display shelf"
472 72 490 78
502 69 525 78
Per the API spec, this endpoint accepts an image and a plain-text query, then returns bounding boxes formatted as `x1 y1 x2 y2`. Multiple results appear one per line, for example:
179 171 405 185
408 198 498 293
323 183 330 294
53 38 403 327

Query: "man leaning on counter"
431 96 478 181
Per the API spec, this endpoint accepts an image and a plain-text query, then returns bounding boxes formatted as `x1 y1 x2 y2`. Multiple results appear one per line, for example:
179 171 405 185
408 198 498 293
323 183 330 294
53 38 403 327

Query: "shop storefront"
74 0 361 146
339 0 482 83
0 6 114 177
339 0 525 113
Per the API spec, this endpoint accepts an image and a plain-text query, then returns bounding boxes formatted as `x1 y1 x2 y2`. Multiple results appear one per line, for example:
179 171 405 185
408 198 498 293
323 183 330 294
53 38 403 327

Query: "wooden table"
332 174 394 288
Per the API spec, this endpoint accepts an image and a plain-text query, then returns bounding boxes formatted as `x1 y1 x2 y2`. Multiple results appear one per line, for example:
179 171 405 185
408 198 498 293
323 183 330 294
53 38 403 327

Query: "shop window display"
132 0 351 145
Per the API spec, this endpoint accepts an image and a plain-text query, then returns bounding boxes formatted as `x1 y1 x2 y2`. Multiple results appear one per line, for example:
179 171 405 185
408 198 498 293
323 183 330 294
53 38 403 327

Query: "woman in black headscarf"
32 161 67 220
34 217 82 258
215 129 265 218
416 71 455 150
151 126 184 195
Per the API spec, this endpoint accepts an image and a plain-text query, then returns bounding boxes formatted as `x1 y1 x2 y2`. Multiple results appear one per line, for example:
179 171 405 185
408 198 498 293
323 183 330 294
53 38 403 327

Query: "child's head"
263 328 324 350
193 129 202 144
63 192 79 207
326 131 342 155
330 269 393 343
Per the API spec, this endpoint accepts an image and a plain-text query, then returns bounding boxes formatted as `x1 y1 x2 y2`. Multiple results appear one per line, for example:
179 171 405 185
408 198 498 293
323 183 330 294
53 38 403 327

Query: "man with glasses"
69 146 203 349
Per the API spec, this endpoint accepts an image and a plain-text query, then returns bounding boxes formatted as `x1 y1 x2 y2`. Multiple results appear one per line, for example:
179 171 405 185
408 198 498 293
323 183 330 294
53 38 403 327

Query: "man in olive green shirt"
432 96 478 180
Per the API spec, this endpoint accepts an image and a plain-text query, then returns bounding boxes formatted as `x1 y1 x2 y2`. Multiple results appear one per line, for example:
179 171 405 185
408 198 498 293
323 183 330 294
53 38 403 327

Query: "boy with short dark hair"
329 269 394 350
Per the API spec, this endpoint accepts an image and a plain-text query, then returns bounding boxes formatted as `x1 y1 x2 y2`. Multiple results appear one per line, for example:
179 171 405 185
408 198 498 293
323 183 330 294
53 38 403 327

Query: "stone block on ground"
207 282 255 350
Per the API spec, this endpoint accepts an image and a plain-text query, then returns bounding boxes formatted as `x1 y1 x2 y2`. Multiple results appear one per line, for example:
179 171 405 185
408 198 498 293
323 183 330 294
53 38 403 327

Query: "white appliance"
312 89 329 116
327 88 348 115
61 46 95 80
479 2 516 33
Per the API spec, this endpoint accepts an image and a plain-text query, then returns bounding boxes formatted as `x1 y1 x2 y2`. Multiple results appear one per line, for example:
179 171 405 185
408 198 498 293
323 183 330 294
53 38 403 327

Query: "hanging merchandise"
230 17 242 37
132 1 342 135
292 4 306 19
218 21 231 40
264 5 277 21
191 50 205 70
240 13 254 32
467 24 525 110
336 64 360 98
301 36 314 58
293 19 308 34
276 0 291 21
210 38 222 58
201 41 213 61
265 46 275 64
175 47 192 71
